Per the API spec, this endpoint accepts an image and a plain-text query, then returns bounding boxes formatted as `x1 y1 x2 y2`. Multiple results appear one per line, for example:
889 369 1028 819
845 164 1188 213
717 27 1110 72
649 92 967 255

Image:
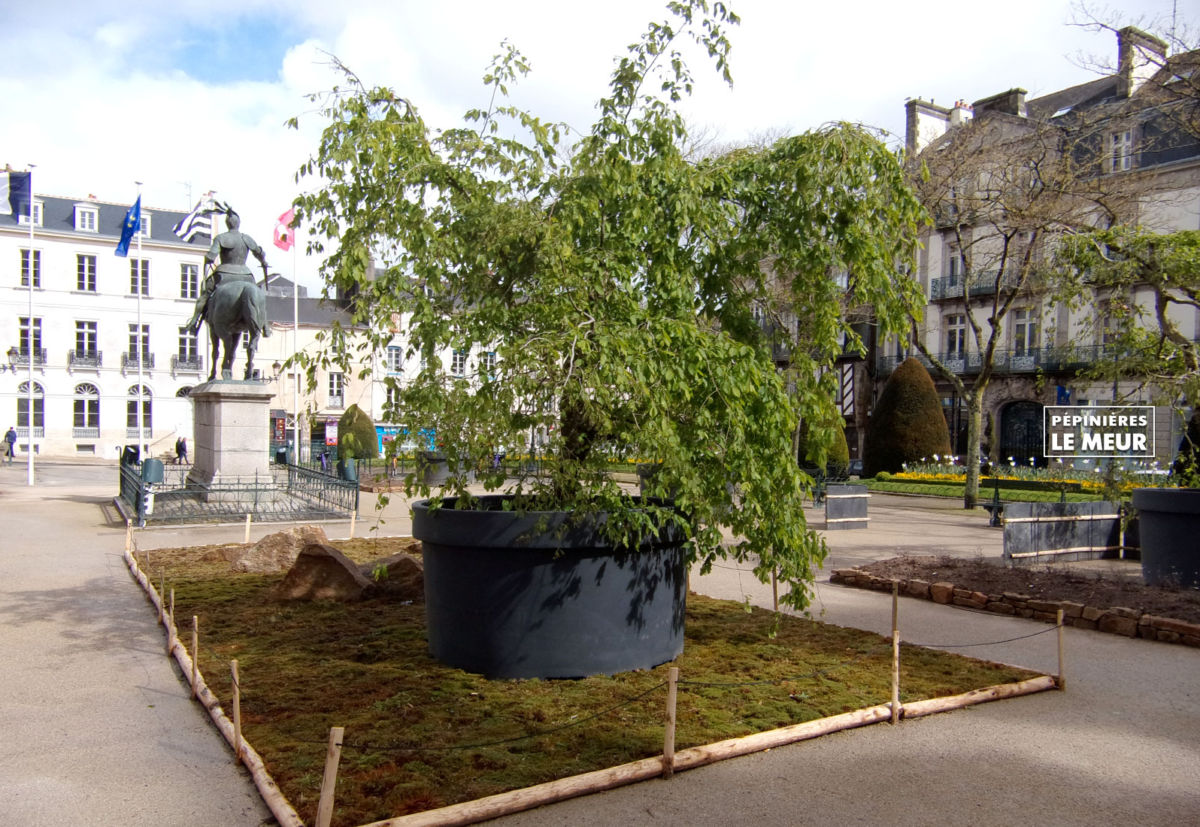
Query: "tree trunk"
962 395 984 509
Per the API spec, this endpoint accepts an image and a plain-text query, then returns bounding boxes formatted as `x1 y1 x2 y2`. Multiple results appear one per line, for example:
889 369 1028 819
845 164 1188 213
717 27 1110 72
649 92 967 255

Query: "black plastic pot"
413 496 687 679
1131 488 1200 587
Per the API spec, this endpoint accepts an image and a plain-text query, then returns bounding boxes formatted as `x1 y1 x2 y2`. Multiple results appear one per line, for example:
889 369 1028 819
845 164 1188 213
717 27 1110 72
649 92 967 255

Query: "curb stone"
829 569 1200 647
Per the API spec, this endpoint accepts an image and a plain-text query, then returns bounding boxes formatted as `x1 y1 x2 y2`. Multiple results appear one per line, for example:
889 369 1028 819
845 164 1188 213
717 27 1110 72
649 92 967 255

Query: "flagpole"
292 231 300 463
26 164 35 487
136 181 145 463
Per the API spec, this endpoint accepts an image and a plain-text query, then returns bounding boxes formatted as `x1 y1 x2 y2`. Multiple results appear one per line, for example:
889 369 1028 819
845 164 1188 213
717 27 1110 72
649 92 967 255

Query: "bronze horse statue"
186 209 272 381
206 278 268 381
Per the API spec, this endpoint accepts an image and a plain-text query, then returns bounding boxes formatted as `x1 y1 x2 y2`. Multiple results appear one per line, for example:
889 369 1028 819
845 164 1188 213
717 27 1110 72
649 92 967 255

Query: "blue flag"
1056 385 1072 405
1 171 32 216
115 196 141 257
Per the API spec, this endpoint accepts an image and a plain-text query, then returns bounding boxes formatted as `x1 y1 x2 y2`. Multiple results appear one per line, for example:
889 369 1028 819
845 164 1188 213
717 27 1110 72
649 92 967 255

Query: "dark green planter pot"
413 496 687 679
1131 488 1200 587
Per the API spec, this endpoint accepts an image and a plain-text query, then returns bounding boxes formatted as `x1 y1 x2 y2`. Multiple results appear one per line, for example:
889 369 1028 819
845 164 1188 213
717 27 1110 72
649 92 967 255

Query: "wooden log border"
124 548 304 827
124 547 1056 827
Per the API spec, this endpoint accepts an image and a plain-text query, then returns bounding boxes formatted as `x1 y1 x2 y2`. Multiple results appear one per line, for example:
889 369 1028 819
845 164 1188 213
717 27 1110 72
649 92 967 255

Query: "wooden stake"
244 513 252 544
369 706 894 827
771 568 778 613
231 659 243 763
123 547 304 827
1056 608 1066 690
350 511 357 540
125 518 132 552
662 667 678 779
891 581 901 724
316 726 345 827
191 616 199 699
167 588 176 654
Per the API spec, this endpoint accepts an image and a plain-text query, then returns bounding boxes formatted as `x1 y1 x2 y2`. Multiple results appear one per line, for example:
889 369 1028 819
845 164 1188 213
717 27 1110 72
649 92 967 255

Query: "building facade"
1 188 212 460
886 27 1200 466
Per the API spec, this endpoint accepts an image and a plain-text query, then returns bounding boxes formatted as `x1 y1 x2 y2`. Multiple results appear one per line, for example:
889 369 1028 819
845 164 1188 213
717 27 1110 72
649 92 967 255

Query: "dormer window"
18 200 43 227
74 204 98 232
139 212 152 237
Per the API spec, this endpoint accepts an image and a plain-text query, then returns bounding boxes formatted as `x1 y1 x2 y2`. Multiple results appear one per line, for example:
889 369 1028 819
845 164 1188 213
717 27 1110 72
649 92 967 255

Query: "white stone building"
885 27 1200 465
0 187 214 460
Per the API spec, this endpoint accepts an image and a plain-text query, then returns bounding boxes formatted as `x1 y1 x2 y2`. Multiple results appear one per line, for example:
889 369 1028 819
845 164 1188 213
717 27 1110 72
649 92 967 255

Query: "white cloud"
1 0 1188 291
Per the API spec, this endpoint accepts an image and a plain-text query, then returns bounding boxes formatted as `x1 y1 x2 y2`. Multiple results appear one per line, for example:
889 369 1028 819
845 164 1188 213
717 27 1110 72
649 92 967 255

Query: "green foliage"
864 357 951 476
291 1 925 611
1056 228 1200 407
338 404 379 460
1173 410 1200 486
797 419 849 477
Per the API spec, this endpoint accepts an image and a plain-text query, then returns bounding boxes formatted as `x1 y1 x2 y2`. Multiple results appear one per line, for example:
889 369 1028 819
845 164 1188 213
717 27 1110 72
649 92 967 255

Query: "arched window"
74 383 100 436
127 385 153 436
16 381 44 435
176 386 193 398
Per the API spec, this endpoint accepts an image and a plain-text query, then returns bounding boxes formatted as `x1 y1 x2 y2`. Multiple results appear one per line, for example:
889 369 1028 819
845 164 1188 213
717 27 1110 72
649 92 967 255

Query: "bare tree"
904 95 1150 507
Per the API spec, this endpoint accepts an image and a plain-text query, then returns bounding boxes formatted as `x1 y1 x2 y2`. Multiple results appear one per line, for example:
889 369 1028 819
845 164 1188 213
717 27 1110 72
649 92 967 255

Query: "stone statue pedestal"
187 380 276 500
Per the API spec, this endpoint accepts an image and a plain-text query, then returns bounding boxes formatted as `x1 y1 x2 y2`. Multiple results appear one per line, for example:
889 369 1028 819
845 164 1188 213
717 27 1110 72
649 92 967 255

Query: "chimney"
973 88 1027 118
949 99 974 127
1118 26 1168 98
905 98 951 155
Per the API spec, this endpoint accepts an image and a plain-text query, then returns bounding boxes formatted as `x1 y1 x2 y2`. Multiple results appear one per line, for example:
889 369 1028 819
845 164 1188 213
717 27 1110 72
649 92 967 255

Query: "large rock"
226 525 329 573
273 542 374 601
360 551 424 602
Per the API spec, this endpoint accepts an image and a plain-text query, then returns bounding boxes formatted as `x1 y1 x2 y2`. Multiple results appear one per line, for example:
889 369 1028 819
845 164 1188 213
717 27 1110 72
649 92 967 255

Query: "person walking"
175 437 188 465
4 426 15 464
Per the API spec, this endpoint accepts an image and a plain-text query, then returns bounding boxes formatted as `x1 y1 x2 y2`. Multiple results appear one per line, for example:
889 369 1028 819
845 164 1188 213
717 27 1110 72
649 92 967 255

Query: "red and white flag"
274 207 296 251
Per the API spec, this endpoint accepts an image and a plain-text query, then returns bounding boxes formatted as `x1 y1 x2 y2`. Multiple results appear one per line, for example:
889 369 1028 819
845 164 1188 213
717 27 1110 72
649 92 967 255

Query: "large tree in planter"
291 1 925 615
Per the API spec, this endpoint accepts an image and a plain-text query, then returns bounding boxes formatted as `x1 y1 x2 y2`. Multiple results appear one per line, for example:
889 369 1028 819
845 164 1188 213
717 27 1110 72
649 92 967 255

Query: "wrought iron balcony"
875 344 1136 378
73 427 100 439
69 349 102 369
327 395 345 410
8 347 47 368
122 352 156 370
171 354 204 373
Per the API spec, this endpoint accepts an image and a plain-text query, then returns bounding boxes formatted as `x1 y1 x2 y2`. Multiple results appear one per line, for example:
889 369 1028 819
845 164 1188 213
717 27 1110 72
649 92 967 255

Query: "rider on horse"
185 210 271 338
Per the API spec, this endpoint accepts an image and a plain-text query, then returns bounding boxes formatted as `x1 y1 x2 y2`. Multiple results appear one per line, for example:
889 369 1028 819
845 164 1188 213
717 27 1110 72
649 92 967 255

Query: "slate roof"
266 295 360 328
0 192 210 249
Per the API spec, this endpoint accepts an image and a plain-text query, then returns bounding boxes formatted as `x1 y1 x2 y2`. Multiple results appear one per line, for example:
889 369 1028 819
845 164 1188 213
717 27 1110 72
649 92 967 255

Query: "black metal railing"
122 352 155 370
875 344 1136 377
69 349 102 368
116 460 358 526
171 354 203 373
9 348 48 367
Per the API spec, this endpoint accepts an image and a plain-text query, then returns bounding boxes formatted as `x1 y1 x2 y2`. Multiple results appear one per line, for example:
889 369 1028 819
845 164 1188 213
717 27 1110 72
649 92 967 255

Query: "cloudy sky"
1 0 1186 291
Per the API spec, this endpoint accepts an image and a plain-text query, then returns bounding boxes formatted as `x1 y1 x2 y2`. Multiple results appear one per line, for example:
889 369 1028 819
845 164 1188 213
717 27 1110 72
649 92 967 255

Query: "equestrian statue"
185 209 272 381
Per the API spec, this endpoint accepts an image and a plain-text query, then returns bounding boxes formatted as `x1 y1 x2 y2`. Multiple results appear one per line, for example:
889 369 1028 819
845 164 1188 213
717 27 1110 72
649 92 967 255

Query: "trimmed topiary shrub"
797 419 850 477
864 357 951 476
338 404 379 461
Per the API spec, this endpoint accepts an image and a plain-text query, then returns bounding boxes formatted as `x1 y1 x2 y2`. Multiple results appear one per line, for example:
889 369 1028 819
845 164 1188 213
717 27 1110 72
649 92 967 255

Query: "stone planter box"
825 484 868 530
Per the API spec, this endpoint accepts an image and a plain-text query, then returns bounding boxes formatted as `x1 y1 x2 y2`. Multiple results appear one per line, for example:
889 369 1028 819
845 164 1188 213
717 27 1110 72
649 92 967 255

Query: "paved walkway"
2 463 1197 825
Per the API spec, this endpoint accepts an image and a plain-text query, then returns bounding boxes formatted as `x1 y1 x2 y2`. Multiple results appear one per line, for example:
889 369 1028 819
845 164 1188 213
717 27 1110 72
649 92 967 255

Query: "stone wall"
830 568 1200 648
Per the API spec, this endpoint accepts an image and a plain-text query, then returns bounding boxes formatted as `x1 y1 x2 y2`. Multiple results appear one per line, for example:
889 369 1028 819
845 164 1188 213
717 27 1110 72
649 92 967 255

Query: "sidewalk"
2 465 1197 825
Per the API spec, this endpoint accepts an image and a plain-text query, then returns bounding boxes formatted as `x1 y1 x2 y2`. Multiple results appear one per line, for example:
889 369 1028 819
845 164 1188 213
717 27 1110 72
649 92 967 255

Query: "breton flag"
0 170 32 216
115 196 141 257
173 193 226 242
274 207 296 251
